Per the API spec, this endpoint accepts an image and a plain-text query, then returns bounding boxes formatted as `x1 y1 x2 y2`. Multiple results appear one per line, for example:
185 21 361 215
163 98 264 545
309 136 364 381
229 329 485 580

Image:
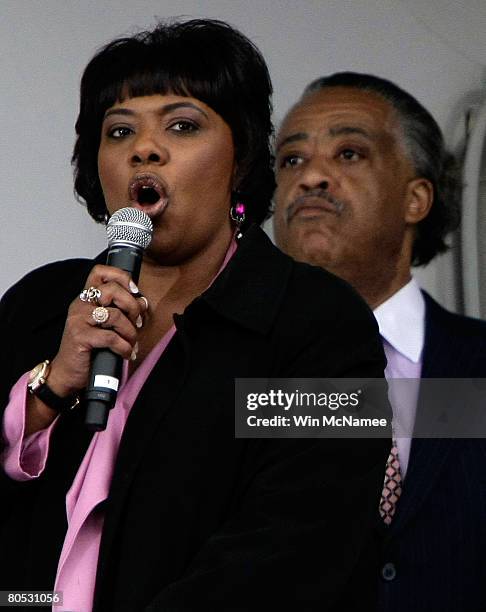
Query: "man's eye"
169 120 199 134
339 148 362 161
108 126 133 139
280 155 303 169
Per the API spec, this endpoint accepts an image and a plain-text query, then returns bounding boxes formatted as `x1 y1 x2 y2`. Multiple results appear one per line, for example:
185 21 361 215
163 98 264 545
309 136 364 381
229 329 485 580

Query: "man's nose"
301 178 329 191
298 156 332 191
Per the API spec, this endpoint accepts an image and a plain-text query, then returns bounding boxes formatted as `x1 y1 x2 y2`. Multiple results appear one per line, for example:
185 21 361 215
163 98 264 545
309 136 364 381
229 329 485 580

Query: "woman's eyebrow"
103 108 135 120
103 102 209 121
162 102 209 119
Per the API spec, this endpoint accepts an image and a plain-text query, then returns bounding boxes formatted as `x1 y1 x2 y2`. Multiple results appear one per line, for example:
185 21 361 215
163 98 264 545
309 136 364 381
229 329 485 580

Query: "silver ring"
80 286 102 304
92 306 110 325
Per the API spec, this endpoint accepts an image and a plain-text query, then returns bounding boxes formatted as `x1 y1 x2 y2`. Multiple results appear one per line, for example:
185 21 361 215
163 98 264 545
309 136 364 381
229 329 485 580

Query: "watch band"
32 381 80 413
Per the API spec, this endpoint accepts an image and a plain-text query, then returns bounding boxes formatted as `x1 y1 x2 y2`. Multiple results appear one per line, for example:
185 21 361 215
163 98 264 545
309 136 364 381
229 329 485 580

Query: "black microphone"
84 207 153 431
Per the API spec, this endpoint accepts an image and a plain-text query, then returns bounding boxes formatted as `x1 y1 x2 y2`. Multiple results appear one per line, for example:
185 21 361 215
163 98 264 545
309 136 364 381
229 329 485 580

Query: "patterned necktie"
379 443 402 525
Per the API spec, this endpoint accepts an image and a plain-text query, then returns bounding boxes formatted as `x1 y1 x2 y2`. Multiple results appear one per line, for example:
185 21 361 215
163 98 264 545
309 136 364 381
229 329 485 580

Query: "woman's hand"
47 264 148 398
25 264 148 435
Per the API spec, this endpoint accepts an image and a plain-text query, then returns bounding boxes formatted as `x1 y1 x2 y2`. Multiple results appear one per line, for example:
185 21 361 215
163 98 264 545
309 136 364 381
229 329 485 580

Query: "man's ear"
405 178 434 224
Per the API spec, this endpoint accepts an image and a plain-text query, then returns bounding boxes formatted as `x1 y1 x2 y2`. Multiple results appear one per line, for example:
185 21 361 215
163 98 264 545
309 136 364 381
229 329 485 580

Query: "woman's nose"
130 132 168 166
131 150 164 165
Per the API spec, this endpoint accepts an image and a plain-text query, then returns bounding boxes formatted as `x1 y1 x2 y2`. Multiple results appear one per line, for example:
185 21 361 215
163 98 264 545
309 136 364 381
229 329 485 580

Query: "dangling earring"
230 201 245 225
230 191 246 240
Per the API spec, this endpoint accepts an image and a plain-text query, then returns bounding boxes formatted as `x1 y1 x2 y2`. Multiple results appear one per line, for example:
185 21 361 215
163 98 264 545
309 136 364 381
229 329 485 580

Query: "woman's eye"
338 148 362 161
108 126 133 139
169 120 199 134
280 155 303 169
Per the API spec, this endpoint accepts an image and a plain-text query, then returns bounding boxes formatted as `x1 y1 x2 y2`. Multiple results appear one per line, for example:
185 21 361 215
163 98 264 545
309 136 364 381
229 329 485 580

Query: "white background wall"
1 0 485 311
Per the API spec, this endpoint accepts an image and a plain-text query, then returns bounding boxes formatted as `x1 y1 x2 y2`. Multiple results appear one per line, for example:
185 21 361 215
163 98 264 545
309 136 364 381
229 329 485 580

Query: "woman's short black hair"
304 72 461 266
72 18 275 229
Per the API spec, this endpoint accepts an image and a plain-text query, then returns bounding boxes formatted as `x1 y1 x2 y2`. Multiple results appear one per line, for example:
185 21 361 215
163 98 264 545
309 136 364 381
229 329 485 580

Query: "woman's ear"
405 177 434 224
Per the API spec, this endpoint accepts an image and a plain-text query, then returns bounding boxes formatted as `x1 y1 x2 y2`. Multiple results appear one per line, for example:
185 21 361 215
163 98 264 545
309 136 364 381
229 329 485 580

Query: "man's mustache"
286 189 345 222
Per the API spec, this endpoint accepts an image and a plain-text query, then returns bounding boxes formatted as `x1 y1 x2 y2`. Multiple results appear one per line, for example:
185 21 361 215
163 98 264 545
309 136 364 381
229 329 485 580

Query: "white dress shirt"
374 278 425 477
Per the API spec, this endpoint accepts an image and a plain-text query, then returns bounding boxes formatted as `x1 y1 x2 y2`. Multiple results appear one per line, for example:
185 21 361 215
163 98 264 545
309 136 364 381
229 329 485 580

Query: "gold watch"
28 360 51 393
27 360 79 413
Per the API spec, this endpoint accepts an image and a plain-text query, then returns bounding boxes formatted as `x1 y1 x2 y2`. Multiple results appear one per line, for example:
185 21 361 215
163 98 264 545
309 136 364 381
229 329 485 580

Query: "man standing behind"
273 72 486 612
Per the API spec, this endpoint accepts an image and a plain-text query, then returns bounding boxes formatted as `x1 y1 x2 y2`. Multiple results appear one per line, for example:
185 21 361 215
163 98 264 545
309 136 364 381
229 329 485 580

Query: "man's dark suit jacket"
0 226 390 612
378 291 486 612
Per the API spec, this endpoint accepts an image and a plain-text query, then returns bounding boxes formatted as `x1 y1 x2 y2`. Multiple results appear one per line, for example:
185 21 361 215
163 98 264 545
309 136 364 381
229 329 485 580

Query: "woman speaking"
0 19 389 612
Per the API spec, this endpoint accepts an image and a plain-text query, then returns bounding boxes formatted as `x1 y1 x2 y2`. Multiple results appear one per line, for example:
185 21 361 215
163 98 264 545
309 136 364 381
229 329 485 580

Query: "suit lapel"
390 437 454 534
389 292 456 533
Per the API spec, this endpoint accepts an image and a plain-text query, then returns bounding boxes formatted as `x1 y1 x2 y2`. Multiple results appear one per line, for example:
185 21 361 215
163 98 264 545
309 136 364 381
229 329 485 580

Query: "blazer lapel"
94 321 190 589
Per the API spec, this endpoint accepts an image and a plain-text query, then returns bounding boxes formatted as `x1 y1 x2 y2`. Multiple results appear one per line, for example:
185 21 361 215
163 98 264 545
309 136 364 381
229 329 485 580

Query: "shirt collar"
373 277 425 363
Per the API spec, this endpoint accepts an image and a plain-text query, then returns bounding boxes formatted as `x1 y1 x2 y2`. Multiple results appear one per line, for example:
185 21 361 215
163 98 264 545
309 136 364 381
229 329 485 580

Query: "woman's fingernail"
131 342 139 361
129 280 139 294
136 315 143 328
139 296 149 310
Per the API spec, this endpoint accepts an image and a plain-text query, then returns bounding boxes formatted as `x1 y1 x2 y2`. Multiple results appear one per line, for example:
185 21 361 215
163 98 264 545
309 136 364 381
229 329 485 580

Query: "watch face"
28 361 49 390
28 363 44 384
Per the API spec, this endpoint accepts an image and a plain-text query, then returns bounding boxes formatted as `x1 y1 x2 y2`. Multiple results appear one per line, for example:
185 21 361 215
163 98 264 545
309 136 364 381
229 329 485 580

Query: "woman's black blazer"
0 225 390 611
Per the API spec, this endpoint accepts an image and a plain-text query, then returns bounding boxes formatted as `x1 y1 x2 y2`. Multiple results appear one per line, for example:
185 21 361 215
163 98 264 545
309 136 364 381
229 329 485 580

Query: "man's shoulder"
423 291 486 341
422 291 486 376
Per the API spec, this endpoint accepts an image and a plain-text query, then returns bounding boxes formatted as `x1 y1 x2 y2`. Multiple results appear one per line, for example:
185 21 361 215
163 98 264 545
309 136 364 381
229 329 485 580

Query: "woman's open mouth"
128 173 169 218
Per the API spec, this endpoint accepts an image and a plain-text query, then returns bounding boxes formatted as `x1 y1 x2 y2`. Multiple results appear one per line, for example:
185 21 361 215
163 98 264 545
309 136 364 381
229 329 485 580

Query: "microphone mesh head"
106 207 153 249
